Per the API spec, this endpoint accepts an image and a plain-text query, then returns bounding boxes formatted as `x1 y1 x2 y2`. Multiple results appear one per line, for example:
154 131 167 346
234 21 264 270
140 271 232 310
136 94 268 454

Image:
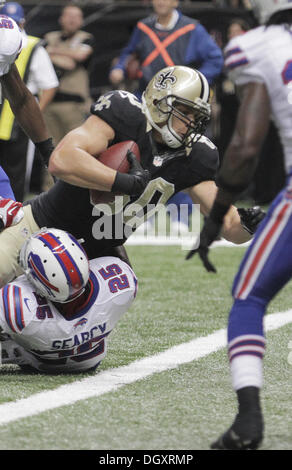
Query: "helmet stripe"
48 233 85 291
38 233 84 294
197 70 210 102
29 255 60 292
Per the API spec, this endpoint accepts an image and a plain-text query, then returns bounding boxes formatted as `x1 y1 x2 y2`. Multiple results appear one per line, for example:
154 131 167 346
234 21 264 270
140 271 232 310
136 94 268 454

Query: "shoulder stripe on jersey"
225 57 249 70
13 286 25 331
2 285 17 333
224 46 243 59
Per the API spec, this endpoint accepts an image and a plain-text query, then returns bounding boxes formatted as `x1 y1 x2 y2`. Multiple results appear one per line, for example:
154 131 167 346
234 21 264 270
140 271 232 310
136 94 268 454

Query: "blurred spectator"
109 0 223 234
0 2 59 201
109 0 223 98
44 3 94 145
227 17 250 39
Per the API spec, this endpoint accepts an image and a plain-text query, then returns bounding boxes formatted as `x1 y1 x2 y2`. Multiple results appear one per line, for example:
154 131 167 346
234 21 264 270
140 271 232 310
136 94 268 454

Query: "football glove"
237 206 266 235
0 197 24 230
127 150 150 194
112 151 150 197
185 216 221 272
35 137 54 168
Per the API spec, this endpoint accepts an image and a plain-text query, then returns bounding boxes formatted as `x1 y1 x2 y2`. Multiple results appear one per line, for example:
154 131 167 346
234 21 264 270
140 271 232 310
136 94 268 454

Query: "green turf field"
0 245 291 450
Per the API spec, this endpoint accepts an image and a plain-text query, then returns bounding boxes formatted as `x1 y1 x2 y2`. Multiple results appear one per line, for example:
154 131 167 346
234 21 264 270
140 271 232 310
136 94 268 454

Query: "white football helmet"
19 228 90 303
142 65 211 149
250 0 292 24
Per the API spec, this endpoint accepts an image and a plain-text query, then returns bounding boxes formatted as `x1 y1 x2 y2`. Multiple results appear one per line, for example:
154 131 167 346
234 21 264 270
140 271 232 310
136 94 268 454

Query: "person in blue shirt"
109 0 223 98
0 167 14 200
109 0 223 233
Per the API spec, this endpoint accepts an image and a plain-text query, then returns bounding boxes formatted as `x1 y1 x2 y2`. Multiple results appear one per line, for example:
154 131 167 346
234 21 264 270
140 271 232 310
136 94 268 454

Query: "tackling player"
191 0 292 450
0 65 264 286
0 1 54 228
0 228 137 373
0 2 54 166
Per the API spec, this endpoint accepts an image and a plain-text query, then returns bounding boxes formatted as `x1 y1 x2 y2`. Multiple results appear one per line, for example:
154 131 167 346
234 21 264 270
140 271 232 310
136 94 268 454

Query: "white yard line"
125 236 251 248
0 309 291 426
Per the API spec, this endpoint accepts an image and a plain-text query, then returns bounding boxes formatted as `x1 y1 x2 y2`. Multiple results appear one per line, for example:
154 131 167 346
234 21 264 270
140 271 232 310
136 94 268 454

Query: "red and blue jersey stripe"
224 46 243 59
233 195 292 300
2 285 25 333
224 45 249 70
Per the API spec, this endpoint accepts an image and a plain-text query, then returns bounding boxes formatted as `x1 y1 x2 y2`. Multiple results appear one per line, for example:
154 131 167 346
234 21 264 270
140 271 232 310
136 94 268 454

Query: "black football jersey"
30 91 219 259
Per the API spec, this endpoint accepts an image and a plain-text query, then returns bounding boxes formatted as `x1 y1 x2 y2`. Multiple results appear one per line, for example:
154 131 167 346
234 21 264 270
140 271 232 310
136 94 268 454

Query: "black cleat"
211 411 264 450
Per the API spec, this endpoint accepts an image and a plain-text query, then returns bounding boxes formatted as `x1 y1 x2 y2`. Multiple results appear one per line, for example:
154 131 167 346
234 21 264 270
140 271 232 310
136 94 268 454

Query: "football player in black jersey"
0 66 263 287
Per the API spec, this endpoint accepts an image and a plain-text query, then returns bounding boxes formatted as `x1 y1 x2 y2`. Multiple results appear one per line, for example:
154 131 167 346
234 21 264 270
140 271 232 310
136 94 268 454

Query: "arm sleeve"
0 167 15 200
0 59 16 77
28 46 59 90
185 24 224 85
176 138 219 191
91 90 144 140
0 17 22 77
188 139 219 186
224 38 265 86
111 26 141 72
0 284 35 335
191 140 219 182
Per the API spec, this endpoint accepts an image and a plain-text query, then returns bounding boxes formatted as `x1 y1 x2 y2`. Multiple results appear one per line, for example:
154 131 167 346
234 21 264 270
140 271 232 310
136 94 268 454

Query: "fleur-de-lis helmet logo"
155 70 177 90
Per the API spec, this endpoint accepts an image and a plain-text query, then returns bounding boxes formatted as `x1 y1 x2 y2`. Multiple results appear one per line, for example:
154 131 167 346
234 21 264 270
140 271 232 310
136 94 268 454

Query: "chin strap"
160 124 182 148
142 94 182 148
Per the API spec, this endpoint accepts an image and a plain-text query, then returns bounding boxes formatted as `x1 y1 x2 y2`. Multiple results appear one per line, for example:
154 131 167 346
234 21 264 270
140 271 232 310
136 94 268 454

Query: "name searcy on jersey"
51 322 107 350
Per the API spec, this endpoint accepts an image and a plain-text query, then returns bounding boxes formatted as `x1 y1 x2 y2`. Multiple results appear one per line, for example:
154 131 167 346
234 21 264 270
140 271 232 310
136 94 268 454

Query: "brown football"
89 140 140 205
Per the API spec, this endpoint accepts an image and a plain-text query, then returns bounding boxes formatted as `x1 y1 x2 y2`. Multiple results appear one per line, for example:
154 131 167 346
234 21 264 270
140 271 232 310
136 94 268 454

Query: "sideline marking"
126 236 251 248
0 310 291 426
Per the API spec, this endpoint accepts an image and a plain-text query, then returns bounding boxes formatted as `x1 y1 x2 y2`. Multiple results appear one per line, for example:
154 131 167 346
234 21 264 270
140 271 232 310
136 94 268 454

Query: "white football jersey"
224 25 292 173
0 15 22 77
0 257 138 372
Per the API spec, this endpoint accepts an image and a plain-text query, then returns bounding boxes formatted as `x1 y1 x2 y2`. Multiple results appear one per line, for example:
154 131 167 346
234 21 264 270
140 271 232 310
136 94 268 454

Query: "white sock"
230 355 263 391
